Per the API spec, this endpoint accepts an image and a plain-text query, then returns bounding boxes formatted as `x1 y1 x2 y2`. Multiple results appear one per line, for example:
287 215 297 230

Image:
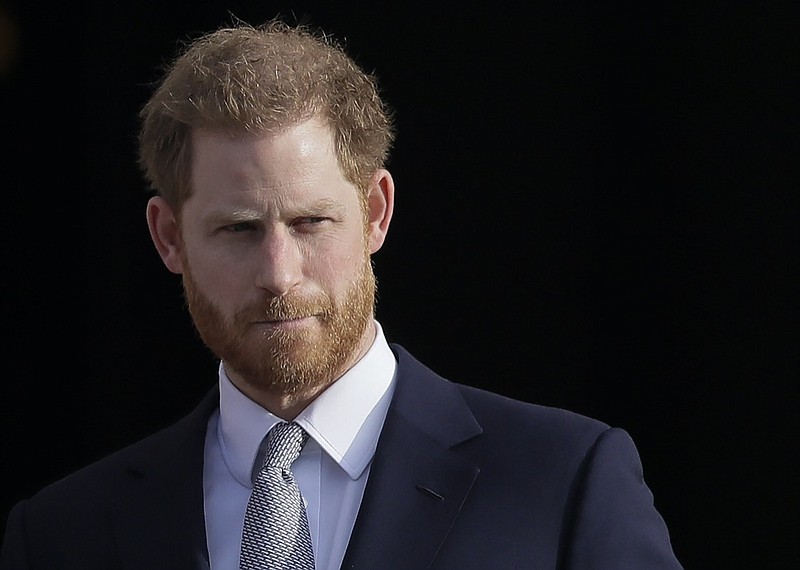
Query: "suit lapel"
113 387 218 570
341 345 482 570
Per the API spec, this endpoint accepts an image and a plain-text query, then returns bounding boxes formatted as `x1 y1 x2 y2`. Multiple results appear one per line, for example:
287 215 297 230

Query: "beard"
181 252 376 398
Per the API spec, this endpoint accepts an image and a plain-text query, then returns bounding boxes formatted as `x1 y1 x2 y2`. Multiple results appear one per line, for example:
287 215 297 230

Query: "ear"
365 168 395 254
146 196 185 274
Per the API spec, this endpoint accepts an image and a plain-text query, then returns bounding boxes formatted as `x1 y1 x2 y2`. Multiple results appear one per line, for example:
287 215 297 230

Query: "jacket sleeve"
561 427 684 570
1 501 31 570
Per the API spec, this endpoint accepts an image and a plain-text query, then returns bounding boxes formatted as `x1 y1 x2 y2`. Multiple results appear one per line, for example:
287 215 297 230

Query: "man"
1 19 684 570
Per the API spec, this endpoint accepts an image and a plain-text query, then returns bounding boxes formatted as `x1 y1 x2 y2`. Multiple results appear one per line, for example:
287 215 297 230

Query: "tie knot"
264 422 308 470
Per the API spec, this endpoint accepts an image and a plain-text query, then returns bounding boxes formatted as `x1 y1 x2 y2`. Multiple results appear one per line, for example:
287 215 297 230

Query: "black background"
1 1 797 568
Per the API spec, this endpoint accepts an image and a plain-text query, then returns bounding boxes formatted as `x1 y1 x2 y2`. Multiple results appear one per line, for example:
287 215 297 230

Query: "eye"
225 221 258 233
293 216 329 229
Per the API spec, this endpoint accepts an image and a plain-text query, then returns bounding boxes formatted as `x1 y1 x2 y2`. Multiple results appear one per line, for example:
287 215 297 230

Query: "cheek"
184 247 253 309
310 249 357 285
306 233 368 290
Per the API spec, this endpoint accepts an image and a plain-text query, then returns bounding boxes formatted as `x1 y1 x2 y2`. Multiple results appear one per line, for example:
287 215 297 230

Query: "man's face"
167 118 386 400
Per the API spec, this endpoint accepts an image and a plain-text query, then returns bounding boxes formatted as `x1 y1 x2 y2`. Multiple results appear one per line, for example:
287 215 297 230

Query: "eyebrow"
204 198 347 225
295 198 346 218
204 208 262 226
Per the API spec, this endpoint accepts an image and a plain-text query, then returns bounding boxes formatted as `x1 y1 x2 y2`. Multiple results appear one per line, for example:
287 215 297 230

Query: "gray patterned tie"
240 421 315 570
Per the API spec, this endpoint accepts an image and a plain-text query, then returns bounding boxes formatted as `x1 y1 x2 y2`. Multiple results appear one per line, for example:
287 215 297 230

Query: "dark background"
2 1 797 568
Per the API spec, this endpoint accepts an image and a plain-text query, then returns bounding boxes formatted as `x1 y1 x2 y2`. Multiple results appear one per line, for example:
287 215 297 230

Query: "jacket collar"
341 343 482 569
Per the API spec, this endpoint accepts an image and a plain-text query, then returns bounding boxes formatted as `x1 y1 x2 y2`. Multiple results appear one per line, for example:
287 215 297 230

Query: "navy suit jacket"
1 344 683 569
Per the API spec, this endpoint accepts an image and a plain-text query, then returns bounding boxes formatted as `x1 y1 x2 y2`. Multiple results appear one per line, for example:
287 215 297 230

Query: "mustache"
235 294 333 323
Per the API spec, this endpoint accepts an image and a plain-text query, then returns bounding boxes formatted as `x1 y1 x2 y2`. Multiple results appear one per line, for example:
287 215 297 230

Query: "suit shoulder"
456 381 610 440
21 387 216 510
390 343 612 448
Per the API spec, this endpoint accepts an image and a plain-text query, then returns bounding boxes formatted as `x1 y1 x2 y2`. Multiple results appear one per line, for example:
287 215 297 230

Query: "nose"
253 226 303 296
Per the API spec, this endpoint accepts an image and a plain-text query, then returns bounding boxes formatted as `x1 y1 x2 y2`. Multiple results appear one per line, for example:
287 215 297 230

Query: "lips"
235 296 332 328
259 314 316 323
253 315 318 329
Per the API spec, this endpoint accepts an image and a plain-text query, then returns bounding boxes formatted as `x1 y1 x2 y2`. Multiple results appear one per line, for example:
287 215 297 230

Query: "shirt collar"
216 321 397 486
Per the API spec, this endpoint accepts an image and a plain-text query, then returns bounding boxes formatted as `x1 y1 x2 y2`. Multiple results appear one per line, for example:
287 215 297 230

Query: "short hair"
138 19 395 210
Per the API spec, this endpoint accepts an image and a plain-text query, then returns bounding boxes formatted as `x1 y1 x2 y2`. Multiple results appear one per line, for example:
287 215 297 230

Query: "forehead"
192 119 336 183
188 119 356 208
